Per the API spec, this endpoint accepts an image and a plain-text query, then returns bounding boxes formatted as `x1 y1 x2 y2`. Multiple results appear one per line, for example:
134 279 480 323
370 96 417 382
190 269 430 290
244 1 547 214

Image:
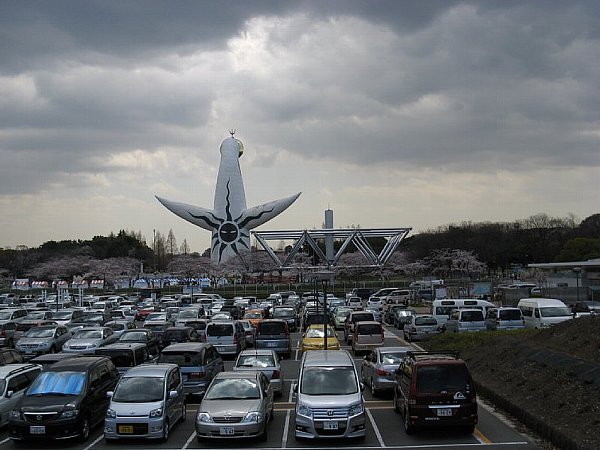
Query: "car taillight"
376 368 390 376
272 370 280 379
0 330 5 337
188 371 206 379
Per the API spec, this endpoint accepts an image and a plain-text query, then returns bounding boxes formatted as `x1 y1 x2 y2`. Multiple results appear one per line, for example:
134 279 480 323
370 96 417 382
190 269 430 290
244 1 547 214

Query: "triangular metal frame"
252 227 411 269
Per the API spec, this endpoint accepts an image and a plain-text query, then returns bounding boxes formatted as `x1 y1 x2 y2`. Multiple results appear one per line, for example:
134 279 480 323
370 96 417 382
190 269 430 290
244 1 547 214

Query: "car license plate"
118 425 134 434
436 408 453 417
266 342 277 347
323 421 339 430
30 426 45 435
219 426 235 435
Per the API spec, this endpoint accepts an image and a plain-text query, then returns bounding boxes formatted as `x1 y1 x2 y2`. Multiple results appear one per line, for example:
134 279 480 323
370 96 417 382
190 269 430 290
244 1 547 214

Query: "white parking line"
281 409 291 448
288 379 297 403
366 407 386 448
82 434 103 450
182 428 197 450
0 438 10 445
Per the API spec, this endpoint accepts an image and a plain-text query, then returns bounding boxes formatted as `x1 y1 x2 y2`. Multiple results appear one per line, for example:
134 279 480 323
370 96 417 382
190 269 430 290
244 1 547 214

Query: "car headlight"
348 403 364 416
89 343 98 348
149 407 163 418
296 403 313 418
10 409 21 419
106 409 116 419
242 411 262 423
60 407 80 419
196 412 212 423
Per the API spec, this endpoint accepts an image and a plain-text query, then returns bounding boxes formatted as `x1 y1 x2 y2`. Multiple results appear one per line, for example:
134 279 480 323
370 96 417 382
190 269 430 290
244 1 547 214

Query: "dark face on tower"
218 222 239 243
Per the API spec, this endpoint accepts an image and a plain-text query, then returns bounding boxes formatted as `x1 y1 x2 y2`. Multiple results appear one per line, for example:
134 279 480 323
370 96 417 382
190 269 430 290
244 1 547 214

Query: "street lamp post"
573 267 582 303
312 271 335 350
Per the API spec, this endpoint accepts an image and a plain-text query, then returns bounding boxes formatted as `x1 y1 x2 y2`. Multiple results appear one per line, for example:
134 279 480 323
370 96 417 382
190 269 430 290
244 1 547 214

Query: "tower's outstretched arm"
236 192 302 230
155 196 219 231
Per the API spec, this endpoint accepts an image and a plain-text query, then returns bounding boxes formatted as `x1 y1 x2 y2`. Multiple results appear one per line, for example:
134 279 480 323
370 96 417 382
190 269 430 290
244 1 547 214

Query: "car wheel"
370 378 379 398
49 345 57 353
393 389 401 413
80 417 90 441
180 401 187 423
403 406 414 435
259 421 268 442
7 339 14 348
162 419 170 442
404 332 410 342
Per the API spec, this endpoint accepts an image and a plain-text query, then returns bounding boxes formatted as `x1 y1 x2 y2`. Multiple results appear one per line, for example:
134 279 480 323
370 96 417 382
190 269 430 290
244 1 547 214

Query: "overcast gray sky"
1 0 599 253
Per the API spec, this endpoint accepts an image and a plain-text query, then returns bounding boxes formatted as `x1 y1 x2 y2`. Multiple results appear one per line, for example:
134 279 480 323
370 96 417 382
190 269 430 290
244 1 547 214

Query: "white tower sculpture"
156 133 301 263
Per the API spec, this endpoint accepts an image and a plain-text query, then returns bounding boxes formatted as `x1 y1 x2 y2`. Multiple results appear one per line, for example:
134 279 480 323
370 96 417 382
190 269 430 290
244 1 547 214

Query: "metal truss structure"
252 227 412 269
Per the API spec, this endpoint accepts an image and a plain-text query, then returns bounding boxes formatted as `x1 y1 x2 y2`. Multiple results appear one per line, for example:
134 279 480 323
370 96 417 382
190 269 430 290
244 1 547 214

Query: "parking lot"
0 324 541 450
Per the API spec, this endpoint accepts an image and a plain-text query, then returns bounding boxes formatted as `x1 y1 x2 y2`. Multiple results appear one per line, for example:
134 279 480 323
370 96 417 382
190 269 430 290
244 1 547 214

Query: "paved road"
0 324 541 450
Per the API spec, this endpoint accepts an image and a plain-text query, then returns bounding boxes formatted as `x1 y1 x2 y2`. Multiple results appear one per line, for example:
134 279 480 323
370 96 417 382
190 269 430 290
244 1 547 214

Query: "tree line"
0 213 598 283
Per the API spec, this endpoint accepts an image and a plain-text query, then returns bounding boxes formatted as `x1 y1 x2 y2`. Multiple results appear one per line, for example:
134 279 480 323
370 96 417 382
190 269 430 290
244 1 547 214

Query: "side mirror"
360 382 365 392
292 383 298 393
106 391 113 398
6 390 13 398
169 390 178 399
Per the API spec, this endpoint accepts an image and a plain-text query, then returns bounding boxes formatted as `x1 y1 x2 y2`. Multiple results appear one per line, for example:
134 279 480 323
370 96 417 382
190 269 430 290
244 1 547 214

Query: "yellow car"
301 325 340 352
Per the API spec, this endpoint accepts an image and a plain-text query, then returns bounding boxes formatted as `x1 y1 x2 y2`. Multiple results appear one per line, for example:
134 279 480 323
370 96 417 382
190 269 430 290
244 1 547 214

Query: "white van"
431 299 495 325
517 298 573 329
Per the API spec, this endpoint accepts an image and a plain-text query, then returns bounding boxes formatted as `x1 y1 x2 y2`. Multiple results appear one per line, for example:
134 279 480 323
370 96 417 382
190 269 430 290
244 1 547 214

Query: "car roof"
122 363 177 378
0 363 39 378
214 370 261 380
238 349 277 356
48 355 110 371
378 346 412 354
302 350 353 367
97 342 147 350
161 342 211 351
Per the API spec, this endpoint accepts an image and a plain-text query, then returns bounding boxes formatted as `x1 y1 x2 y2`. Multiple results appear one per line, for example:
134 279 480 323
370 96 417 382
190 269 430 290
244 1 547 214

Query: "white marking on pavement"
182 428 196 449
82 434 103 450
281 409 291 448
366 407 386 448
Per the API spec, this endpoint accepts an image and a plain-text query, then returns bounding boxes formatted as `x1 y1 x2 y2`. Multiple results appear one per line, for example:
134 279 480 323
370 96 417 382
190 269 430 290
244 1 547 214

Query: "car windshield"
0 311 13 320
146 313 166 320
52 311 73 320
381 352 407 364
416 364 469 393
84 312 104 320
73 329 102 339
236 354 275 368
301 367 358 395
25 312 47 319
27 371 86 396
120 331 147 342
357 324 381 335
25 328 55 338
244 313 262 319
460 311 484 322
306 327 335 338
540 307 572 317
204 378 261 400
272 309 294 318
178 310 200 319
158 351 201 366
258 322 286 335
415 317 437 326
352 314 374 323
113 376 164 402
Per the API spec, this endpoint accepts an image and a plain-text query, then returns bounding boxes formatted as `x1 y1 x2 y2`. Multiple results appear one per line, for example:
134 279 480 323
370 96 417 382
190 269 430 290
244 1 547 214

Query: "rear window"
352 313 374 323
158 350 202 366
416 364 469 393
415 317 437 326
498 309 522 320
258 322 287 335
207 323 233 336
163 329 189 341
96 349 134 367
356 323 381 335
236 354 275 368
272 309 294 318
460 310 484 322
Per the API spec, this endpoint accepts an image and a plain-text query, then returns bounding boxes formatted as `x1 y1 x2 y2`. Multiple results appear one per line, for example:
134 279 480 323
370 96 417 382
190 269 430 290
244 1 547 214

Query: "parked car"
518 298 573 329
343 311 375 344
393 309 417 329
62 326 118 354
15 325 71 357
29 353 83 371
346 296 363 310
95 342 151 375
205 321 246 356
118 329 160 357
0 348 24 365
195 371 273 441
254 319 291 357
383 304 406 325
233 349 283 397
175 307 206 326
352 320 384 354
185 319 209 342
360 346 411 397
105 320 136 338
14 319 57 341
0 322 18 348
104 363 186 442
161 326 200 347
403 314 440 342
0 363 42 427
393 351 477 434
51 309 85 326
293 350 365 440
485 307 525 331
157 342 224 396
8 356 120 441
332 307 352 330
301 324 340 352
271 306 297 331
0 309 27 325
444 309 486 333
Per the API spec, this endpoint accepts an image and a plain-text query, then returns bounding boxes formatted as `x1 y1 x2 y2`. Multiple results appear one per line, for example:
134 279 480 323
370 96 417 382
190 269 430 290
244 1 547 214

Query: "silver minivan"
293 350 365 440
485 307 525 331
444 308 486 333
104 363 186 442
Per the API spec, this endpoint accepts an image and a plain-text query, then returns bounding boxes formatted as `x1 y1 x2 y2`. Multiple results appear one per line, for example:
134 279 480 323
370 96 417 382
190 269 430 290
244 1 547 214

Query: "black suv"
8 356 119 442
393 351 477 434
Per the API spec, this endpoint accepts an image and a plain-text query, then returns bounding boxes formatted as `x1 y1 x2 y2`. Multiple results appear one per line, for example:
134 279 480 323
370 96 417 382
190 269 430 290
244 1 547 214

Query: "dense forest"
0 213 599 282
